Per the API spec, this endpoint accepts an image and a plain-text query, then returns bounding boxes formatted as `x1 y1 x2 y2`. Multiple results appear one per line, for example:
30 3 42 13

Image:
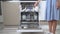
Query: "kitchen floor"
0 26 60 34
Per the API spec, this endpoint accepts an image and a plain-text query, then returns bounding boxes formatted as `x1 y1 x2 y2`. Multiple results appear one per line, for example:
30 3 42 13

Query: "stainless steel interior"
20 1 40 29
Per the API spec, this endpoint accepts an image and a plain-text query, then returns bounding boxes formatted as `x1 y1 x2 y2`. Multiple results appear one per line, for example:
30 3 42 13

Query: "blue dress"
45 0 60 21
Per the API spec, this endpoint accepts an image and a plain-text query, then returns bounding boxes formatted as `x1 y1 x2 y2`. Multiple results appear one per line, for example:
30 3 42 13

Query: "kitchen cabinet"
3 2 20 25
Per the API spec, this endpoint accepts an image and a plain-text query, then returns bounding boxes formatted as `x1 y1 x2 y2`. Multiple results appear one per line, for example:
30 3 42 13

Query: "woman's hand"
56 0 60 9
34 2 38 7
34 0 41 7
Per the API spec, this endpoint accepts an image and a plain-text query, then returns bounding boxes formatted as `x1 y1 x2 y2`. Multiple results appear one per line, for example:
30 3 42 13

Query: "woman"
34 0 60 34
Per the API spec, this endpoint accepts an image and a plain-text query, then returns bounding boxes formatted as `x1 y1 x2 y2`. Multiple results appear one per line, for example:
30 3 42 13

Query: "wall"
2 2 20 25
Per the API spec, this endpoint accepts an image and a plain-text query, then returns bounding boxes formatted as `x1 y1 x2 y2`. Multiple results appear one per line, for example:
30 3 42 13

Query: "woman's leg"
48 21 53 33
52 20 57 34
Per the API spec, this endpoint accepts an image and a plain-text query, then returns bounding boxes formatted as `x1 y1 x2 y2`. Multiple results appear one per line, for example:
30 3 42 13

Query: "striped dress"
45 0 60 21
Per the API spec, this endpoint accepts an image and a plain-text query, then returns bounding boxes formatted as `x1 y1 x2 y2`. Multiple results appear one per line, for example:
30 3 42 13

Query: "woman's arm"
34 0 41 7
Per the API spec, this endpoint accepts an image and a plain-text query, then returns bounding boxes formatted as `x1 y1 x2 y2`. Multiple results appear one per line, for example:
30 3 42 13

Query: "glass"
22 15 26 20
34 15 37 20
26 14 30 21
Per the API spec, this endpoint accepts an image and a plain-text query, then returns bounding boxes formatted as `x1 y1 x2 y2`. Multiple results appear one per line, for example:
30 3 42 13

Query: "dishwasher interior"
19 1 41 29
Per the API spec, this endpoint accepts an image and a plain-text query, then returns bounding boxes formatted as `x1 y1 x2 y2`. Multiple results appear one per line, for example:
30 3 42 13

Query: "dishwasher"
17 1 44 34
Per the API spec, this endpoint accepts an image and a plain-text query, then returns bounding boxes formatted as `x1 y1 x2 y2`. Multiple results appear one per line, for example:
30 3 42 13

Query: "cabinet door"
3 2 20 25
